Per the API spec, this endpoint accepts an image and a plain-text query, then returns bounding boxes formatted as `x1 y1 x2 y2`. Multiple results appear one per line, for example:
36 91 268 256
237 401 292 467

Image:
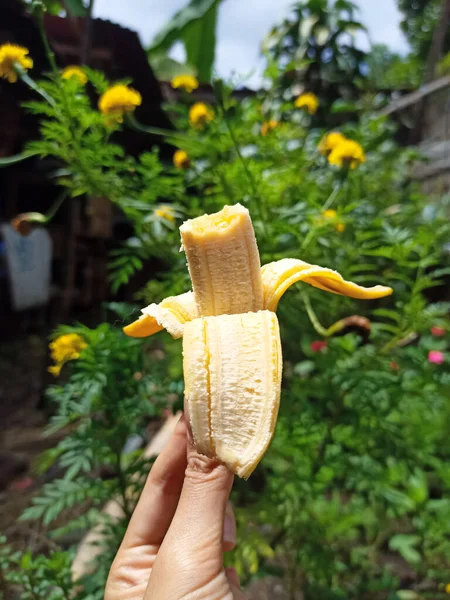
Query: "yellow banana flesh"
183 311 282 479
180 203 264 317
124 291 196 339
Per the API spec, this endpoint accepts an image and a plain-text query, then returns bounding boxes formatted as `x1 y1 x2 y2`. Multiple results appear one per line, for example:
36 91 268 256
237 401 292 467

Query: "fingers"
167 429 234 561
224 502 236 552
225 567 240 588
144 428 235 599
119 415 187 550
226 568 246 599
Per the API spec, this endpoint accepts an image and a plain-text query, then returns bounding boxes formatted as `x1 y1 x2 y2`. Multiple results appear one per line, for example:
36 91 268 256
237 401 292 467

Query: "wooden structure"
382 75 450 194
0 0 175 333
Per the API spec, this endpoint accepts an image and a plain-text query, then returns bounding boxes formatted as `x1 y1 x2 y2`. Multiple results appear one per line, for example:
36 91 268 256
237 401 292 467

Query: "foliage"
2 5 450 600
365 44 424 90
23 0 87 16
397 0 447 62
148 0 224 82
0 538 74 600
1 313 180 599
14 65 189 290
263 0 368 114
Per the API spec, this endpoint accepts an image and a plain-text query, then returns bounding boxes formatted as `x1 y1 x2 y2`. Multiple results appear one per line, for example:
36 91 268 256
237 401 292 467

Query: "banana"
184 311 282 479
124 204 393 477
261 258 393 311
123 291 196 339
180 204 263 316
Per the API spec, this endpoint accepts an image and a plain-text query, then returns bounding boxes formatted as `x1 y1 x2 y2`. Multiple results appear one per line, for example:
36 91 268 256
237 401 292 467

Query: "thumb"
168 426 234 561
145 423 234 599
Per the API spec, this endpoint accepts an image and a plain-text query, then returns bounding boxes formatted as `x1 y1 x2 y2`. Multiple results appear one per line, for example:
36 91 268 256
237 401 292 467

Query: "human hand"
105 415 245 599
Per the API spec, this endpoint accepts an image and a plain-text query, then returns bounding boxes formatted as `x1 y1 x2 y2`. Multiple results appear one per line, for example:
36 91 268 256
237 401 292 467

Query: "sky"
93 0 409 88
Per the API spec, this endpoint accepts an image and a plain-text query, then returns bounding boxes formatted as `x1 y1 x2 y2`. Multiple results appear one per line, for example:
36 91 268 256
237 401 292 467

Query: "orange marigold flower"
261 119 279 136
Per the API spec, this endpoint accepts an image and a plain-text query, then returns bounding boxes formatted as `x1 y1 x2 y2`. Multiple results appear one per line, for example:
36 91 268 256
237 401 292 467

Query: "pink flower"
10 476 34 492
428 350 445 365
431 326 446 337
311 340 327 352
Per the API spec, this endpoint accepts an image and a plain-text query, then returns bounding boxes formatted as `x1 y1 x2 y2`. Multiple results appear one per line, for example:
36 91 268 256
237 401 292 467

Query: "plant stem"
80 0 95 65
216 168 235 204
321 180 343 212
300 180 344 251
126 114 190 143
17 68 56 106
46 189 69 222
222 114 267 226
35 9 59 77
301 291 328 336
0 151 38 167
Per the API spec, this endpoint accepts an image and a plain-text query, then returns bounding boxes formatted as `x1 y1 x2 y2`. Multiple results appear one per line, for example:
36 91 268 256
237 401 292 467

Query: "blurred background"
0 0 449 598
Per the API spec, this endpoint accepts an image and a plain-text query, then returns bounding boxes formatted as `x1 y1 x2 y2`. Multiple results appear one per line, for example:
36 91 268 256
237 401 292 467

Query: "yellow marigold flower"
155 205 176 223
322 209 345 232
48 364 62 378
295 92 319 115
173 150 190 169
61 65 87 85
0 43 33 83
171 74 199 93
318 132 346 155
48 333 87 377
446 583 450 594
189 102 214 128
328 139 366 170
261 119 279 136
98 84 142 123
49 333 87 364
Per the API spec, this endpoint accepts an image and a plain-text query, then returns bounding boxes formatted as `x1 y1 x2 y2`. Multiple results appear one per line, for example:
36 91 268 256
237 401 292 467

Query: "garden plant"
0 1 450 599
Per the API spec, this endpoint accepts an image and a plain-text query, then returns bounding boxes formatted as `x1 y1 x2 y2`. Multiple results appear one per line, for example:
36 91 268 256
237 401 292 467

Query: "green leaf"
150 54 197 80
64 0 87 17
148 0 222 55
20 552 32 570
183 1 218 82
314 26 330 45
389 534 422 564
331 99 358 113
299 15 319 42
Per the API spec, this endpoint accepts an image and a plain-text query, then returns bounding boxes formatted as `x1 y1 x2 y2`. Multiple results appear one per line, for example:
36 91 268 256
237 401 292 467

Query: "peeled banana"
124 204 392 478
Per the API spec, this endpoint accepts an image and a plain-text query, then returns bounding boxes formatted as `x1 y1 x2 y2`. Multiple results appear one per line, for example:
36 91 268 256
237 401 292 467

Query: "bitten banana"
180 203 264 316
124 204 392 478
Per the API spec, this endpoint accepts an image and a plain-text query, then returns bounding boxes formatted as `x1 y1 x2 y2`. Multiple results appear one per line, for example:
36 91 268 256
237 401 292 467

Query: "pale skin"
105 415 246 600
